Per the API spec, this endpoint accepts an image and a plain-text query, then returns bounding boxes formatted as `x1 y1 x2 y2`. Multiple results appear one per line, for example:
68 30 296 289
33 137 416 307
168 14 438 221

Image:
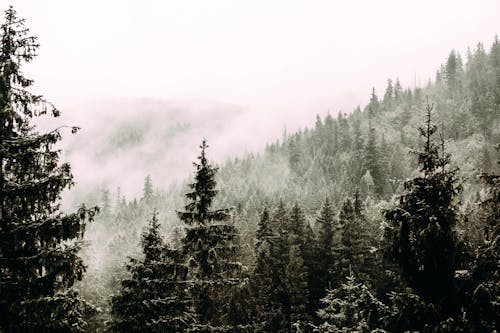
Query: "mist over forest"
1 2 500 333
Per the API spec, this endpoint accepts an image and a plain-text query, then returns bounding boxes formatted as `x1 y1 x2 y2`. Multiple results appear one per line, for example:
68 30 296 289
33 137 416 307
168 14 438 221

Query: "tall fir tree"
177 139 245 331
110 212 193 332
334 197 369 283
368 87 380 117
383 78 394 110
0 7 97 332
315 197 335 297
142 174 154 201
252 225 286 332
315 275 387 333
363 123 385 197
384 102 461 317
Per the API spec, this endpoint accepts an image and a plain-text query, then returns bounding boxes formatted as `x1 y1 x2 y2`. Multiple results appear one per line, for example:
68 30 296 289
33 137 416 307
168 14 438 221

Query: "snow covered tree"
315 275 388 333
142 174 154 201
334 197 369 282
316 197 335 289
286 244 312 333
384 102 461 315
368 87 380 117
363 124 385 197
383 78 394 110
466 144 500 331
256 206 272 248
177 139 245 330
252 240 287 332
110 212 193 332
0 6 97 332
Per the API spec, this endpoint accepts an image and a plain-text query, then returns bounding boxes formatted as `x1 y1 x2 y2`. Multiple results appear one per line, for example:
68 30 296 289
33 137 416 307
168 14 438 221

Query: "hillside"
76 37 500 331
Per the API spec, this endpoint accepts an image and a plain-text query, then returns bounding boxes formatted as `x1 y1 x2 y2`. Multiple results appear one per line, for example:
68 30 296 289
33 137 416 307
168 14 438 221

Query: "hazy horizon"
6 0 500 201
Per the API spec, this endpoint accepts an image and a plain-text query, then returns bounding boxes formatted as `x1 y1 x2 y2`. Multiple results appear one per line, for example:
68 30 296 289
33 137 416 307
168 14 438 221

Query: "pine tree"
315 275 388 333
384 102 461 315
363 124 385 197
383 78 394 110
142 174 154 201
256 207 272 248
286 244 311 333
467 144 500 331
445 50 463 94
394 78 403 102
334 197 369 282
177 139 244 330
368 87 380 117
316 197 335 295
0 7 97 332
110 212 193 332
252 238 287 332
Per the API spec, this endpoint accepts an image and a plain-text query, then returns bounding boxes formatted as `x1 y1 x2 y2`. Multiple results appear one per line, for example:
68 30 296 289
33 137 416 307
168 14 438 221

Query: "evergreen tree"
334 197 369 282
110 213 193 332
383 78 394 110
252 237 287 332
384 102 461 316
142 174 154 201
315 275 387 333
394 78 403 102
445 50 463 94
363 124 385 197
286 244 311 333
177 139 244 330
466 144 500 331
368 88 380 117
316 197 335 294
0 7 97 332
256 207 272 248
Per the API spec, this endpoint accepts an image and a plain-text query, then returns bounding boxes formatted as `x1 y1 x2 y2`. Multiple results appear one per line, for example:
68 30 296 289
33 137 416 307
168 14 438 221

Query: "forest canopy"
0 5 499 333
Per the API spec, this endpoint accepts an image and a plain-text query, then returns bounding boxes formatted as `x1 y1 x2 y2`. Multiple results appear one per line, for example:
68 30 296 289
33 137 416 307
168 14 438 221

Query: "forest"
0 5 499 333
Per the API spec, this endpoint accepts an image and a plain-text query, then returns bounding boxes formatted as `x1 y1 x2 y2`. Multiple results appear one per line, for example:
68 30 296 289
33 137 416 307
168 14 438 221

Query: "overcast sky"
4 1 500 199
8 0 500 115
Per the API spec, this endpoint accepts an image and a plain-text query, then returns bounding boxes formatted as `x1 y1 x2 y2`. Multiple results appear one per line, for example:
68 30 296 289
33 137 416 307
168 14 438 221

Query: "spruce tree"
316 275 387 333
467 145 499 331
315 198 335 298
334 196 370 284
252 238 286 332
0 7 97 332
368 88 380 117
286 244 311 333
363 124 385 197
383 78 394 110
177 139 244 330
384 102 461 316
142 174 154 201
110 212 193 332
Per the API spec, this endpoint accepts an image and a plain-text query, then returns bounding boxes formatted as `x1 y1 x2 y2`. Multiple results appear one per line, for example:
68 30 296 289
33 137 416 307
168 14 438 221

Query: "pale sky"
8 0 500 113
4 0 500 200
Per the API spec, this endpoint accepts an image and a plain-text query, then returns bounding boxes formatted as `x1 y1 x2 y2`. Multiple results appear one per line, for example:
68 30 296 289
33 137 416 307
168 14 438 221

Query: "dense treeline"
1 6 499 333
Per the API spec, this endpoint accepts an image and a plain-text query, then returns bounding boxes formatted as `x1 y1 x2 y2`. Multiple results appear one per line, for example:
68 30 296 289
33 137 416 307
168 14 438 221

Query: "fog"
7 0 500 200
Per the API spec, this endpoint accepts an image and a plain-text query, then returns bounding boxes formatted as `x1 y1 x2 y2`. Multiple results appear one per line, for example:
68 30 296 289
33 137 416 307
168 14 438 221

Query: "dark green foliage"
316 275 388 333
71 35 500 332
110 213 193 332
0 7 97 332
465 147 500 332
334 195 370 283
178 139 245 329
384 103 461 316
315 197 335 297
363 124 386 197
